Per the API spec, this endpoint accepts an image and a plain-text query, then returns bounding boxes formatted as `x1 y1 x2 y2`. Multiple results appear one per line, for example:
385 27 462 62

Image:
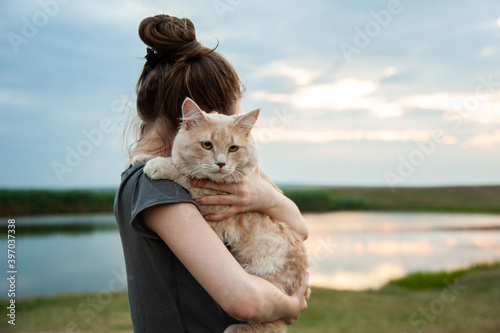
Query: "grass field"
0 189 115 216
1 185 500 216
284 185 500 213
1 264 499 333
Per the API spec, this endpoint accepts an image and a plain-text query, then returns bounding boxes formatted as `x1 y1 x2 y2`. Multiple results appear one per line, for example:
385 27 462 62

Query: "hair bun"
138 15 204 62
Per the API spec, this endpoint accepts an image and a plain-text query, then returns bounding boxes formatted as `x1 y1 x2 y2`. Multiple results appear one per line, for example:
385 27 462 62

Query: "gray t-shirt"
114 163 243 332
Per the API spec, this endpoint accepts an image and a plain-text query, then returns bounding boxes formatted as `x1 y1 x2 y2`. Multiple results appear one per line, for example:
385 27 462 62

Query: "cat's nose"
217 162 225 169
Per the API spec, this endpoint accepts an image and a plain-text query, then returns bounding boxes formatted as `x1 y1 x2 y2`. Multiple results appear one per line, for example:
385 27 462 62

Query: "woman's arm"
192 169 309 240
143 202 308 323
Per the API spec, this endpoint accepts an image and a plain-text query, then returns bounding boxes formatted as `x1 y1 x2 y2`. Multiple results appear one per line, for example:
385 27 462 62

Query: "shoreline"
1 185 500 216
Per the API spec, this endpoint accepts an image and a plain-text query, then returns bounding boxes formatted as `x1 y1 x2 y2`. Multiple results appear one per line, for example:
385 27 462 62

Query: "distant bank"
1 185 499 216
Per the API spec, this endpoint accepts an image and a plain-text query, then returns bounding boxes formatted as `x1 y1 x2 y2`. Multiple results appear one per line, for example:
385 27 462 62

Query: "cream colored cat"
132 98 309 333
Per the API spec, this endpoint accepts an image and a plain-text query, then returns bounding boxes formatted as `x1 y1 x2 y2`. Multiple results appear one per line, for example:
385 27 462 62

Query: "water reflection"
10 214 117 236
305 212 500 290
311 263 406 290
1 212 499 297
0 215 125 298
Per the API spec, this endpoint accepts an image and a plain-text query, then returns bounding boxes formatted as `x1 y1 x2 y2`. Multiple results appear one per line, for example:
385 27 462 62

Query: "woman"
114 14 309 332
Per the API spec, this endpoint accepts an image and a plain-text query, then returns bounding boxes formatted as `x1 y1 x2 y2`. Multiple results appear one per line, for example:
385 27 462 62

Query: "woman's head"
134 14 242 153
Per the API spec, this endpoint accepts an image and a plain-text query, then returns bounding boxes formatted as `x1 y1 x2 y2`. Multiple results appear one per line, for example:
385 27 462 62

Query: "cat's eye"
228 145 239 152
201 141 213 150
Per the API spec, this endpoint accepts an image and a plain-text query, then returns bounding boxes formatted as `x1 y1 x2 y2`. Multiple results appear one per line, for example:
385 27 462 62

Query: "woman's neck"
126 122 174 169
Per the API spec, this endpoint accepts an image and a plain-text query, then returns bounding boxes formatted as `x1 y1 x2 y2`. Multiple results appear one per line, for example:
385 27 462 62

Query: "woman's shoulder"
115 162 198 239
120 162 194 206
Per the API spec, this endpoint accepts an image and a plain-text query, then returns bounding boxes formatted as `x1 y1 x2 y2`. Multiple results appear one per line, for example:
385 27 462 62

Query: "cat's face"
171 98 259 183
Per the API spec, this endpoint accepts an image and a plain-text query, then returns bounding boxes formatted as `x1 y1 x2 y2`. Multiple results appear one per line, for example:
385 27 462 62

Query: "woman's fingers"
203 212 231 222
190 167 274 219
300 272 310 296
193 180 256 208
191 179 235 193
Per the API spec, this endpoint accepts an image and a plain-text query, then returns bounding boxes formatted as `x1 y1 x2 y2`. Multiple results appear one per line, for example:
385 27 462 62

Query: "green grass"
290 264 500 333
2 186 500 216
1 264 499 332
385 262 500 290
283 185 500 213
0 189 116 216
284 190 368 211
1 291 132 333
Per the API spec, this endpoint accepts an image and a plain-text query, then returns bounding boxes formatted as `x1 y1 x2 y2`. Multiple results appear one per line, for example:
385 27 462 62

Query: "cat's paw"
132 154 154 165
144 157 173 180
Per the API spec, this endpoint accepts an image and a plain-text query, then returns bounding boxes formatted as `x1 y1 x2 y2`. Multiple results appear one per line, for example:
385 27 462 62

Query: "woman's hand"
191 168 277 221
283 272 309 325
192 168 309 239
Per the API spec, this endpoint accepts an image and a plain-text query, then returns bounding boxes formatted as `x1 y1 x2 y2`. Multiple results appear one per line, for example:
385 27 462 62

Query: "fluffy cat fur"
132 98 309 333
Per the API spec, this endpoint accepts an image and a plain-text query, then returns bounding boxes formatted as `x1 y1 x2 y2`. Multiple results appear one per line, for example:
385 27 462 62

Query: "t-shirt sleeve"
129 167 198 239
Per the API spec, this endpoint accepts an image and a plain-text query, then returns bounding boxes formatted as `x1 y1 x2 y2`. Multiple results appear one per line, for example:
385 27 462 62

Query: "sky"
1 0 500 189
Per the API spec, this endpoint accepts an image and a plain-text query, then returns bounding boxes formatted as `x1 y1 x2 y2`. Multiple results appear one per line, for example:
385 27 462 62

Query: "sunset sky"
1 0 500 188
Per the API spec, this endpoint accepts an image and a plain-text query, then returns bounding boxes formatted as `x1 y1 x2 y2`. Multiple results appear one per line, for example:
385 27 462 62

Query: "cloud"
251 78 464 118
251 60 322 86
397 93 464 112
251 78 395 116
251 73 500 124
479 45 499 58
463 130 500 149
292 78 378 109
250 91 290 104
0 89 34 106
474 17 500 30
252 128 457 144
384 66 398 77
467 95 500 124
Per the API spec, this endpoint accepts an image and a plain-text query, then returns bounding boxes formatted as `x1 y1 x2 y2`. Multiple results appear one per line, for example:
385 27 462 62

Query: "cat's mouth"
213 168 228 175
208 166 236 181
211 163 229 174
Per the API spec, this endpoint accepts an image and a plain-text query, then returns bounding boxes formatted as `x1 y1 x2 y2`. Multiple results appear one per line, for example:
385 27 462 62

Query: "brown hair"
134 14 243 154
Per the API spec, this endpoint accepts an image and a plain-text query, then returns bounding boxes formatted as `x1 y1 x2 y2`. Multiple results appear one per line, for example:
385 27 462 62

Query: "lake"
1 211 500 298
304 211 500 289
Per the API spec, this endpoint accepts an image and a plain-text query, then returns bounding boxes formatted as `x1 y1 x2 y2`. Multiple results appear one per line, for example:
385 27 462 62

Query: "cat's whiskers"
231 169 247 183
200 162 216 172
178 173 193 186
184 163 210 178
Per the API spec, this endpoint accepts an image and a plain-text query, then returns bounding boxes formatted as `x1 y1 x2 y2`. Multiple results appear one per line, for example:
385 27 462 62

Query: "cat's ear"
235 109 260 135
182 98 206 130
